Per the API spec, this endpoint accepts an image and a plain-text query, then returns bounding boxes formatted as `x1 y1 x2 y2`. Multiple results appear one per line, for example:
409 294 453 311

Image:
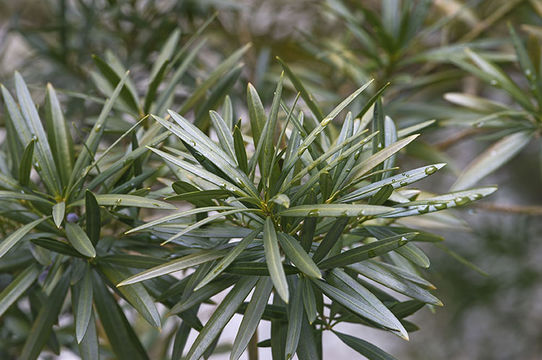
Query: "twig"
473 202 542 216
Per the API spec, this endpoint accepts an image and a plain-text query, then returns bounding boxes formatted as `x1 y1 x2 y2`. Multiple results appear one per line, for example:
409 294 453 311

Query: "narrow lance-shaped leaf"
195 228 261 291
92 272 149 360
68 72 129 190
45 83 74 186
0 264 40 317
19 139 35 187
384 187 498 217
279 204 393 217
247 83 266 146
339 163 446 202
14 73 62 196
230 277 273 360
277 57 324 121
333 331 398 360
20 274 69 360
71 194 176 210
78 312 99 360
99 264 161 329
285 281 304 359
185 277 258 360
52 202 65 228
261 74 284 184
85 190 101 245
278 233 321 278
65 223 96 258
340 134 419 190
290 80 374 169
0 217 47 258
264 217 289 303
451 131 532 191
178 44 251 114
117 249 228 286
318 233 415 269
73 267 93 343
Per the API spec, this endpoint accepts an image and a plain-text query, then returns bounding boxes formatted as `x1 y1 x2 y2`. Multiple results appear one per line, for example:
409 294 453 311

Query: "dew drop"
418 205 430 214
308 209 320 217
454 197 469 206
425 166 437 175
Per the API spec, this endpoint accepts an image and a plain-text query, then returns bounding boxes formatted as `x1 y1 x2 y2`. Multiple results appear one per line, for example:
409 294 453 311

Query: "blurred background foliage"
1 0 542 359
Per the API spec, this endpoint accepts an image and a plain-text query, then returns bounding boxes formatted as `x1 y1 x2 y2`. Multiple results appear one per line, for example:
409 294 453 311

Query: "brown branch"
473 202 542 216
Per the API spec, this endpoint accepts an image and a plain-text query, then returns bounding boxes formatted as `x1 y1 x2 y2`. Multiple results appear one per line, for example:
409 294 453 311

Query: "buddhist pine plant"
0 63 496 359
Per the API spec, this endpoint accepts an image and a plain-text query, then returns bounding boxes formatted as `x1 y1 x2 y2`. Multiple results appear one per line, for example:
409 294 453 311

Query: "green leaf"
343 134 419 188
339 163 446 202
459 48 535 112
71 194 176 210
155 113 258 196
395 243 430 268
260 74 284 183
285 281 303 359
0 190 53 204
150 29 180 83
19 139 35 187
69 72 129 190
0 217 47 258
85 190 101 245
45 83 74 186
225 262 299 276
148 146 248 197
168 276 238 316
278 233 322 278
195 228 260 291
301 277 317 324
125 206 236 234
178 44 250 114
451 131 532 190
318 233 416 269
20 273 69 360
385 187 498 217
291 80 374 168
92 272 149 360
31 238 83 257
230 277 273 360
162 208 259 245
166 189 230 203
209 110 236 160
154 40 207 114
14 72 62 196
350 261 442 305
117 249 228 286
277 57 324 120
92 55 140 114
312 217 349 263
73 267 93 343
99 264 161 329
185 277 258 360
326 269 408 339
264 217 289 303
334 331 398 360
52 202 65 228
279 204 393 217
247 83 266 146
233 123 248 173
0 264 40 317
65 223 96 258
78 312 99 360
